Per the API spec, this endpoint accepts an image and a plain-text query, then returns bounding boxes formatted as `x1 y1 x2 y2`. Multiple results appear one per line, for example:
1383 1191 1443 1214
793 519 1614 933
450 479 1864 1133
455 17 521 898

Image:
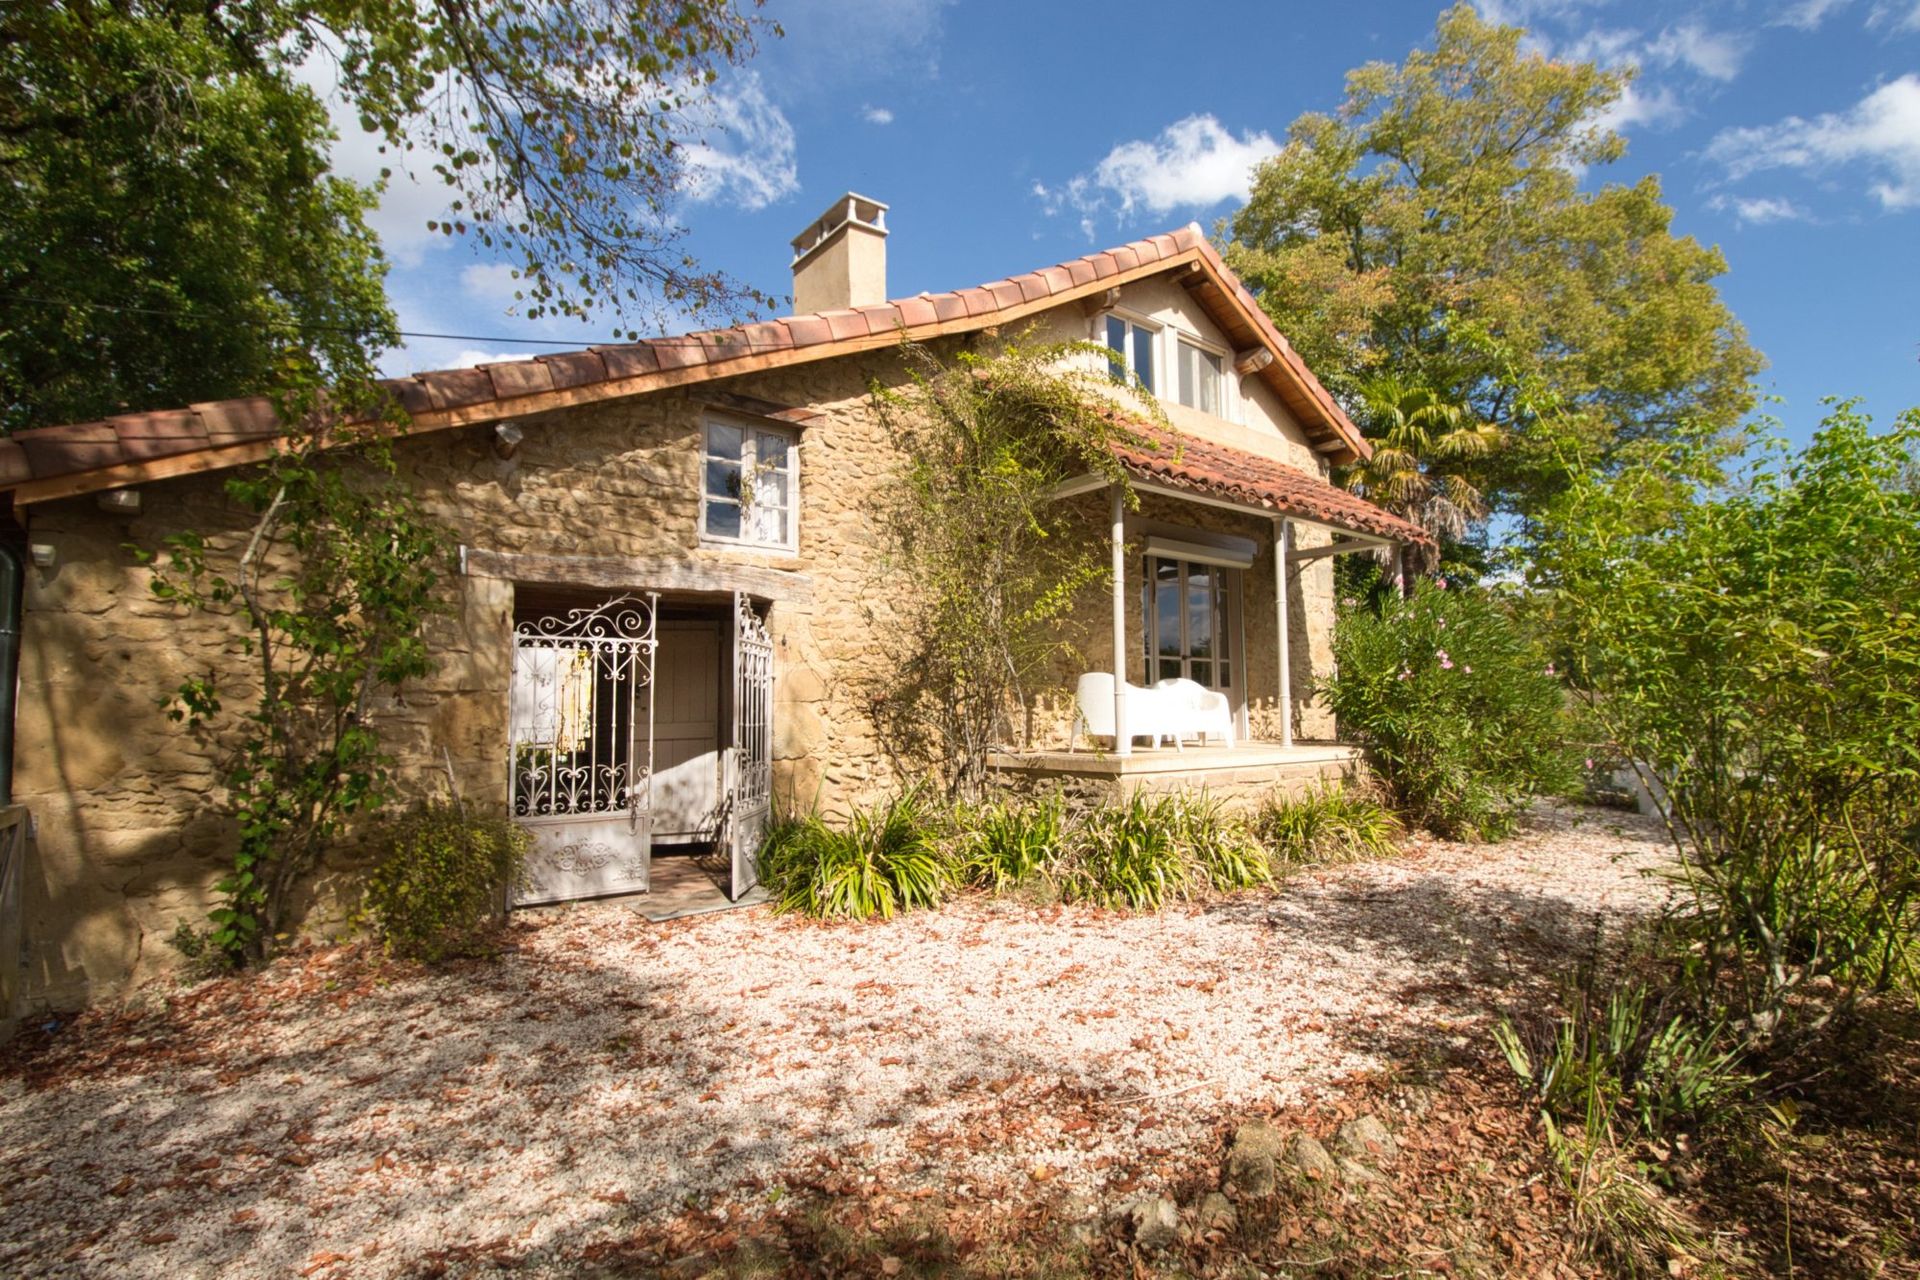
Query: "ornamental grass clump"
759 791 958 921
362 802 529 962
1323 575 1575 839
1055 792 1270 909
1257 783 1403 869
959 791 1070 891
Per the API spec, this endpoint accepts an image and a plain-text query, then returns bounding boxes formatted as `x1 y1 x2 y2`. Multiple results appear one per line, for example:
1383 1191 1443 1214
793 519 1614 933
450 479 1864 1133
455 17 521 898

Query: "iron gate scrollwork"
509 593 658 904
727 592 774 898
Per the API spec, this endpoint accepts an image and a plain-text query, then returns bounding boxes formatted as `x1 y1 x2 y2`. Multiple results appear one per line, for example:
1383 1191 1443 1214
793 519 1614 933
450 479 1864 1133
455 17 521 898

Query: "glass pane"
1132 324 1155 394
759 470 789 509
1177 342 1199 409
705 498 741 540
756 430 791 472
1202 350 1223 415
1190 659 1213 689
707 422 742 462
1216 569 1230 662
1105 315 1128 383
706 459 742 501
1187 564 1212 659
1159 658 1183 682
1155 559 1181 658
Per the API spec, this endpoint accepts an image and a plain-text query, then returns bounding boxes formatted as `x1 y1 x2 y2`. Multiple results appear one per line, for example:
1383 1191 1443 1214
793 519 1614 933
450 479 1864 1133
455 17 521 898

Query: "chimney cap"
790 192 889 266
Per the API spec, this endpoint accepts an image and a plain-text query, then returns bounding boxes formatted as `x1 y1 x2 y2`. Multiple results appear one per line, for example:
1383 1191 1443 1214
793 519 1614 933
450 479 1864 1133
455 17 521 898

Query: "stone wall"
11 303 1353 1005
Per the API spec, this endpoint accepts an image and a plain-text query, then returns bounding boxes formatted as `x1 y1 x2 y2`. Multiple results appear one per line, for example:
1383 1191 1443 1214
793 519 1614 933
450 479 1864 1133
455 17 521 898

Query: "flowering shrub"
1322 576 1574 838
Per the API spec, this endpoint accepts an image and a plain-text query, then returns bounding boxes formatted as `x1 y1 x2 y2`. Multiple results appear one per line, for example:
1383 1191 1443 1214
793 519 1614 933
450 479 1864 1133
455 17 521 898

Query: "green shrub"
1256 782 1403 868
959 791 1069 890
1058 793 1191 910
1054 792 1269 909
1322 574 1575 839
1164 793 1272 892
759 791 958 920
362 803 529 962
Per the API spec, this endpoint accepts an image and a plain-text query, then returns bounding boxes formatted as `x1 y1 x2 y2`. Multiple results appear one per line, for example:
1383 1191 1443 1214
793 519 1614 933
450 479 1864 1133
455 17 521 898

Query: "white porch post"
1392 542 1408 597
1110 484 1130 756
1273 517 1294 749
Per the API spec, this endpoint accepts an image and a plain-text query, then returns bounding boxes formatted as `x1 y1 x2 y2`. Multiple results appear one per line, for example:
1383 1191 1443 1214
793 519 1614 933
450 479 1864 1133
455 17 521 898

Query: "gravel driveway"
0 802 1673 1277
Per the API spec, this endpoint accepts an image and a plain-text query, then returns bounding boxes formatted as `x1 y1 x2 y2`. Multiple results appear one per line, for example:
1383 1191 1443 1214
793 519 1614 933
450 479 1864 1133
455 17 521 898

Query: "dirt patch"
0 802 1672 1277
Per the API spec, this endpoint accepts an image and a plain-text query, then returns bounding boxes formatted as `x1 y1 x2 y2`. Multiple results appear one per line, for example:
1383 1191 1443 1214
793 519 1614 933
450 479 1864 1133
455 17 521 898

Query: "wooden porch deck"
985 740 1365 809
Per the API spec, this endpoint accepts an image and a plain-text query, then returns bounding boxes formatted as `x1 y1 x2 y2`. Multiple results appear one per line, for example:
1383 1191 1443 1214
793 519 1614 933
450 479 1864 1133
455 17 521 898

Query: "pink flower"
1436 618 1447 630
1397 668 1411 681
1545 663 1556 677
1435 577 1448 589
1462 664 1472 674
1585 757 1596 770
1436 649 1452 670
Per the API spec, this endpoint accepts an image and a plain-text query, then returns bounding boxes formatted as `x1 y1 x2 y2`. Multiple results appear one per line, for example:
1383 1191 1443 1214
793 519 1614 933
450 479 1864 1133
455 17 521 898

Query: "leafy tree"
0 4 394 431
866 336 1158 800
1 0 774 432
1226 3 1762 519
1521 403 1920 1025
145 436 448 963
1345 375 1499 556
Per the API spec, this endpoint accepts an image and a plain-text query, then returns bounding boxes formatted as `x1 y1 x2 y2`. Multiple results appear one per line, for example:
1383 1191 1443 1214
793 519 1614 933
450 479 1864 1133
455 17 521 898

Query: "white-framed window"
1142 553 1238 692
702 419 797 551
1175 338 1226 417
1102 312 1158 395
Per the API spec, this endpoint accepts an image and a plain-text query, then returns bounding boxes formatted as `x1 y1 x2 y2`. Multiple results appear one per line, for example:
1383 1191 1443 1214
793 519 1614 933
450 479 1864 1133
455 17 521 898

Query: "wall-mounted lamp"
29 544 55 568
493 422 524 460
97 487 142 514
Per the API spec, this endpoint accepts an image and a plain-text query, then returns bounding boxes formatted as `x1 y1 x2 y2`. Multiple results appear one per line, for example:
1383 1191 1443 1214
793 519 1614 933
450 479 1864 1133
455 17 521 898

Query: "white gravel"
0 802 1674 1277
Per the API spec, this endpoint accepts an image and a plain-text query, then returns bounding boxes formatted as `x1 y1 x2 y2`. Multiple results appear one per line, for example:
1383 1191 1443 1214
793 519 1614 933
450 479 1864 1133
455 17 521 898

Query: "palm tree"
1343 375 1499 561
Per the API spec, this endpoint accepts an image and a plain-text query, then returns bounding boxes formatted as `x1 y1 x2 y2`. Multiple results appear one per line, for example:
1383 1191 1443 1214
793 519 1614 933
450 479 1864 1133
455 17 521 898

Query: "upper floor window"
1176 339 1225 416
1104 313 1157 395
702 420 797 551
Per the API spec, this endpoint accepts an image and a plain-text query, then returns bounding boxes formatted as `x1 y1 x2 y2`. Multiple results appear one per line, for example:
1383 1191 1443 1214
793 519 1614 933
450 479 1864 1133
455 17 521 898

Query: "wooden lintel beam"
1233 347 1274 376
1080 287 1123 317
1286 535 1391 564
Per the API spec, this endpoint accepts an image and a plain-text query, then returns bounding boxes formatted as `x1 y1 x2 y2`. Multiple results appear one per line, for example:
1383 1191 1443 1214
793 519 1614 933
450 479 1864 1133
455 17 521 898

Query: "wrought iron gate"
726 592 774 899
508 594 658 905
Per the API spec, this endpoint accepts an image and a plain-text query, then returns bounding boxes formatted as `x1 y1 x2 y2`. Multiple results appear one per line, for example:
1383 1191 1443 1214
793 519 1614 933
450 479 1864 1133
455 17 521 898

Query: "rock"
1193 1191 1238 1233
1223 1120 1287 1198
1118 1196 1181 1250
1333 1115 1398 1164
1286 1133 1340 1181
1336 1156 1386 1186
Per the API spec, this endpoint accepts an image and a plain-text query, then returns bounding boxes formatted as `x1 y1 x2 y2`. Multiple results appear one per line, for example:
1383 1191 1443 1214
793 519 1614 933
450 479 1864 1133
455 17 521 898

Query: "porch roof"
1111 420 1435 547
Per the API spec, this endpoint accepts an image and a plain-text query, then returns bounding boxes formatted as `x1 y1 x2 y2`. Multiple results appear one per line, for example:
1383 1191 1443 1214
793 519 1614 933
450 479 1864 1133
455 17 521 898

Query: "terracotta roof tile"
0 441 28 487
191 397 277 442
895 296 938 328
653 337 709 371
14 422 122 474
856 304 903 335
484 360 556 401
1112 418 1427 546
786 315 833 346
115 411 211 461
381 378 436 416
3 220 1376 497
930 293 969 324
418 368 495 412
594 343 662 380
536 350 608 390
823 310 869 342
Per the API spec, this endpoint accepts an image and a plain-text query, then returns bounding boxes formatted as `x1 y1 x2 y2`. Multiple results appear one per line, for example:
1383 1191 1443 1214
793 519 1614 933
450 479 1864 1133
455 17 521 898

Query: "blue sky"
355 0 1920 443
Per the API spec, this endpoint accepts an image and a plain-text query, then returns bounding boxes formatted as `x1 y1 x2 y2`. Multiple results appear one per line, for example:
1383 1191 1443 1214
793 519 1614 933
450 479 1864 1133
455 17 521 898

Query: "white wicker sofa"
1070 672 1234 752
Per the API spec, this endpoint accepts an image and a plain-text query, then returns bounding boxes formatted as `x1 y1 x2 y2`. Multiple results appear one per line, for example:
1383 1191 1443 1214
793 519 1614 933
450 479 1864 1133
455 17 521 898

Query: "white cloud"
1771 0 1853 29
679 72 800 211
447 349 537 370
459 263 523 303
1643 23 1751 81
1040 115 1280 229
1706 74 1920 209
1866 2 1920 32
862 105 895 125
1707 194 1813 224
1588 81 1687 135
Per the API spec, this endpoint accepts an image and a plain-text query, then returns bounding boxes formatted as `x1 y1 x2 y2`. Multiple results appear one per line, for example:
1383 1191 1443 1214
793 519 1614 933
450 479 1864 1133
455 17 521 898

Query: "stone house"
0 195 1430 1006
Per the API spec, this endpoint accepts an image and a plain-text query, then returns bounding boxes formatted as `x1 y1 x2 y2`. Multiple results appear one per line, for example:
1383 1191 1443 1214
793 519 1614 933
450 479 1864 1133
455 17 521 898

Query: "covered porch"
987 421 1432 802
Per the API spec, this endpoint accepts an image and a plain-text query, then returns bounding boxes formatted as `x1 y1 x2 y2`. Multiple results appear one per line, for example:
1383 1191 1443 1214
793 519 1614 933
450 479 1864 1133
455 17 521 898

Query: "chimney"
790 193 888 314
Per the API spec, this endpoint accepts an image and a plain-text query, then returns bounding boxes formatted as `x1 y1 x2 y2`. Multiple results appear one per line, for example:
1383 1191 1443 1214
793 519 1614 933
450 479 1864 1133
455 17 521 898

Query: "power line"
2 292 790 351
